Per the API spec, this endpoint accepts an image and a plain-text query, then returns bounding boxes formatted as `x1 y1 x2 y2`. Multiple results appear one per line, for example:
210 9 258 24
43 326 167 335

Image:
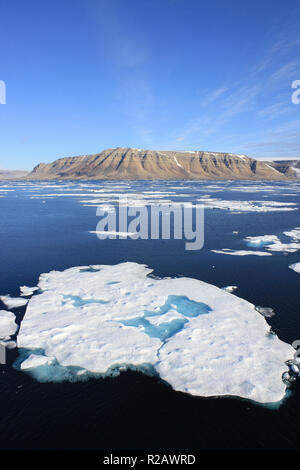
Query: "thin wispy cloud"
201 87 227 107
269 61 300 82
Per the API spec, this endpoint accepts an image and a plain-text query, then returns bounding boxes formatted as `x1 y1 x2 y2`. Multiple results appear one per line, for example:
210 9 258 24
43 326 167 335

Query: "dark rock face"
25 147 293 180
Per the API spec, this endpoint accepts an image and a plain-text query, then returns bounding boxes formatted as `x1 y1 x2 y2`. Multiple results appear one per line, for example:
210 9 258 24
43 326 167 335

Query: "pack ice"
15 263 295 404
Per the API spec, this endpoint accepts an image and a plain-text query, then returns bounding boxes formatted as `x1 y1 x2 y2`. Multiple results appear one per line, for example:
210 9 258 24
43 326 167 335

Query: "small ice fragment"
20 286 39 297
289 263 300 274
255 306 275 318
222 286 238 293
0 295 28 309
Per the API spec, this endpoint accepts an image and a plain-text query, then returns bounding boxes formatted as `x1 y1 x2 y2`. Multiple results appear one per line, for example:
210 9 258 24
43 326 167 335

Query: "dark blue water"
0 180 300 450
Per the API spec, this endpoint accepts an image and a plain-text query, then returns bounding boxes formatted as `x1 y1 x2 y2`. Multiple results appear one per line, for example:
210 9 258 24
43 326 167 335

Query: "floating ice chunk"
222 286 238 293
244 232 300 254
0 310 18 337
266 241 300 253
212 249 272 256
289 263 300 274
20 286 39 297
283 228 300 241
16 262 295 404
0 295 28 309
245 235 279 247
89 230 137 238
255 306 275 318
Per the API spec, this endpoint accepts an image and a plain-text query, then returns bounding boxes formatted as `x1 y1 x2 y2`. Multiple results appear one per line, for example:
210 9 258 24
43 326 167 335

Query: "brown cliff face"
265 160 300 178
26 148 290 180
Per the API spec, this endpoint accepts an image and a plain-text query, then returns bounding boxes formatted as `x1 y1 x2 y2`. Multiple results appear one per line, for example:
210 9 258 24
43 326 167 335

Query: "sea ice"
0 310 18 338
15 263 295 404
245 235 280 247
197 197 298 213
20 286 39 297
244 232 300 254
266 241 300 253
212 249 272 256
0 295 28 309
222 286 238 293
289 263 300 274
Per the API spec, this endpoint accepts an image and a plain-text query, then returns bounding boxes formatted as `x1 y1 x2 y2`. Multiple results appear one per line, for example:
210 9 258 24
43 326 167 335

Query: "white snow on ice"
222 286 238 293
244 230 300 254
197 197 297 213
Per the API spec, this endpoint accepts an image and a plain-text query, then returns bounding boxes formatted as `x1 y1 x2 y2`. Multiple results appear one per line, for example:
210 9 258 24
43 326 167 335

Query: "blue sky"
1 0 300 169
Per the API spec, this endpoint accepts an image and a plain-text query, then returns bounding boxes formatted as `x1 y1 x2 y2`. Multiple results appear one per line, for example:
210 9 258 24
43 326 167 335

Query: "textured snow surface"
16 263 295 403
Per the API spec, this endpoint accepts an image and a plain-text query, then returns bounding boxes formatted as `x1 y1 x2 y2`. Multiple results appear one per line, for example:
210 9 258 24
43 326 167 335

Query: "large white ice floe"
197 197 298 213
15 263 295 404
244 230 300 254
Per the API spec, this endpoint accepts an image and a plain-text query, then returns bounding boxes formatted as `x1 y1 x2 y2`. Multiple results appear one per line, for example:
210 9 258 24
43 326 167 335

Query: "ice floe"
245 235 280 247
244 230 300 254
255 306 276 318
283 228 300 241
0 295 29 309
20 286 39 297
212 249 272 256
266 241 300 253
289 263 300 274
15 262 296 404
222 286 238 293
